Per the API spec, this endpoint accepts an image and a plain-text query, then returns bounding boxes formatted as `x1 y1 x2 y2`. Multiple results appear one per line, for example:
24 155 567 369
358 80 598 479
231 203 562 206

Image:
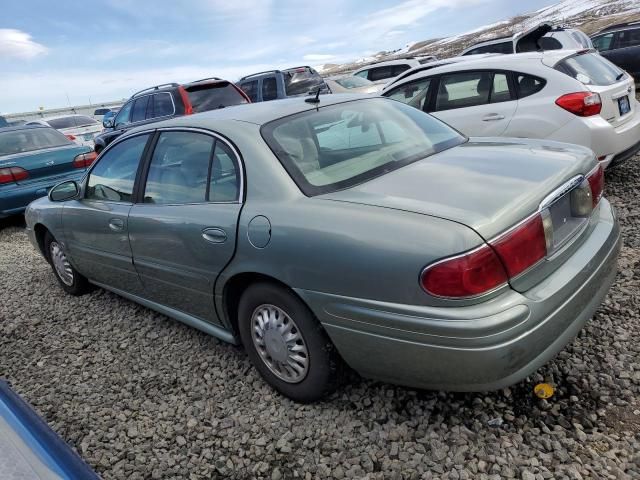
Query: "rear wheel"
44 231 92 295
238 283 340 402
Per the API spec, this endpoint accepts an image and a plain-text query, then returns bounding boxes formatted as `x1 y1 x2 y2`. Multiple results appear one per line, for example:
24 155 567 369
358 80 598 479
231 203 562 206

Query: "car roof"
0 124 51 133
39 114 92 121
126 94 373 133
383 49 581 91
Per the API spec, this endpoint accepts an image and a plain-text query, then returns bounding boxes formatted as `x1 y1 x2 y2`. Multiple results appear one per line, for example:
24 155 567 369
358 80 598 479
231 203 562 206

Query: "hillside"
319 0 640 75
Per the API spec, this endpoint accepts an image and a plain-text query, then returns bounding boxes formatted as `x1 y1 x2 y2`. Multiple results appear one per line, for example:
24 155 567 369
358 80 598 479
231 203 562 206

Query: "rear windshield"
47 116 98 129
261 98 465 196
556 52 625 86
335 76 372 89
283 68 326 96
186 82 249 112
0 128 71 156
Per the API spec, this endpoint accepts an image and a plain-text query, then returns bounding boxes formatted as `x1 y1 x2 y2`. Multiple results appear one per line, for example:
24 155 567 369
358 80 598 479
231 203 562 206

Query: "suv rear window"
186 82 248 113
283 67 326 96
556 52 625 86
47 116 98 129
0 128 71 156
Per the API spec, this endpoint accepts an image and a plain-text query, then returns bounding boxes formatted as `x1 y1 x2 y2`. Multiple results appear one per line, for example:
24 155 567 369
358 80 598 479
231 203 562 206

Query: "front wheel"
238 283 340 402
44 231 92 295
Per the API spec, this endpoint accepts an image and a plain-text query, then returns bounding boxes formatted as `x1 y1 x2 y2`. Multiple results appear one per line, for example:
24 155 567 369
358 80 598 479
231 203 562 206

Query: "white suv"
352 57 437 85
460 24 593 56
382 50 640 168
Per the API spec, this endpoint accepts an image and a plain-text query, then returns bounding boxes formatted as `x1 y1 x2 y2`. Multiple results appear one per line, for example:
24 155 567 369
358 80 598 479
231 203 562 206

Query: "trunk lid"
0 144 90 184
319 137 595 240
515 23 552 53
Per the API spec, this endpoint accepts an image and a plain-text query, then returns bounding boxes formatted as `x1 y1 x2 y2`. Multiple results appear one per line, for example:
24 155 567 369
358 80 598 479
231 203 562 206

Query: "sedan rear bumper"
297 199 619 391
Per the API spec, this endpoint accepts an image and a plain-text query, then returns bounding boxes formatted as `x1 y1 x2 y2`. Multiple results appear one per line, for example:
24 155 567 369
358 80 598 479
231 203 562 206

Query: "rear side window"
592 33 615 51
149 92 174 118
618 28 640 48
557 52 625 86
47 116 98 129
385 78 431 110
538 36 562 50
209 142 240 202
131 96 150 123
515 73 546 98
186 83 248 112
86 134 149 203
490 73 512 103
283 68 325 96
0 128 70 156
391 64 411 76
464 41 513 55
436 72 493 111
240 81 258 102
262 77 278 101
143 131 214 204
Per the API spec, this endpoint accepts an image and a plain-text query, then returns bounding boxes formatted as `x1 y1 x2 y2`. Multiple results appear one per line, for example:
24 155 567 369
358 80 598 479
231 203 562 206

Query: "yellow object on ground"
534 383 555 399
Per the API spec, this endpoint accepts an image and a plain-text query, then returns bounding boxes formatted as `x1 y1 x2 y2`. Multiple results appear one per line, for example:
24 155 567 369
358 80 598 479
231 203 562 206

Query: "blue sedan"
0 125 94 218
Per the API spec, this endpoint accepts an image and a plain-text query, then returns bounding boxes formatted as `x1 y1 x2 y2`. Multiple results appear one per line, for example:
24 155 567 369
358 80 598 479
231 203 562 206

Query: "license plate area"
618 95 630 116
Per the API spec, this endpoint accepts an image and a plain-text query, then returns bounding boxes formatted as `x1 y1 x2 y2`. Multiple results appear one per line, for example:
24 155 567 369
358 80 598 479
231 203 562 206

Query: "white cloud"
385 30 405 37
359 0 485 33
0 29 47 59
303 54 336 61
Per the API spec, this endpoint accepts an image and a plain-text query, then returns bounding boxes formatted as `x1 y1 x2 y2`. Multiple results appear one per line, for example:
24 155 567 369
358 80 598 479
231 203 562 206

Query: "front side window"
385 78 431 110
261 98 465 196
592 33 614 51
114 101 133 127
240 80 259 102
391 64 411 76
131 96 150 123
143 131 214 204
436 71 493 111
86 134 149 202
262 77 278 101
0 128 70 156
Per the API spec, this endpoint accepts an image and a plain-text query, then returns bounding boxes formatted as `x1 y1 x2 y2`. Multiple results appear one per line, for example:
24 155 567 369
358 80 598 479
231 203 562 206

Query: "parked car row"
2 20 638 402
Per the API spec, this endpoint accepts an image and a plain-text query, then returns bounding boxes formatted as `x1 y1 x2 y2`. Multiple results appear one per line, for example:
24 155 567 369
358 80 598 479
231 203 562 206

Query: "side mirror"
49 180 79 202
103 118 114 128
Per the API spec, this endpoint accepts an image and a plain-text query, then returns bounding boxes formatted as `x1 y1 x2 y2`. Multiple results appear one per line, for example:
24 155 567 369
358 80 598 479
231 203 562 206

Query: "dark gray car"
237 66 329 102
25 95 619 402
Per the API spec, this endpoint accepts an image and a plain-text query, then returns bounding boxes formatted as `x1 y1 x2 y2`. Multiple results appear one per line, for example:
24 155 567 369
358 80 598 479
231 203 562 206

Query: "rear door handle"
482 114 505 121
202 227 227 244
108 218 125 232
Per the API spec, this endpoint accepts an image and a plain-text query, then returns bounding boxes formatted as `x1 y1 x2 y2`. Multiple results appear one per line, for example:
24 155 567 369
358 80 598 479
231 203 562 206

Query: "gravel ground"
1 157 640 480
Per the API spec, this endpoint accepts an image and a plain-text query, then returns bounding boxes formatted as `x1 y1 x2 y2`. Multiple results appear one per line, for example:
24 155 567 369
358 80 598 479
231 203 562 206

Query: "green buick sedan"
25 95 619 402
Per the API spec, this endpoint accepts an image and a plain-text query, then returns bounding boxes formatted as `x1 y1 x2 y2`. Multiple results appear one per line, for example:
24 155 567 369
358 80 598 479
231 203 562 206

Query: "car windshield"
186 82 249 112
557 52 625 86
47 116 98 129
261 98 465 196
0 128 71 156
334 77 373 88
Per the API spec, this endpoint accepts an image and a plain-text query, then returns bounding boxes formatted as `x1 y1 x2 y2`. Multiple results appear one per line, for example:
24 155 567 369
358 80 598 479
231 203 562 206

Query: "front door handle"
202 227 227 244
482 113 505 121
108 218 125 232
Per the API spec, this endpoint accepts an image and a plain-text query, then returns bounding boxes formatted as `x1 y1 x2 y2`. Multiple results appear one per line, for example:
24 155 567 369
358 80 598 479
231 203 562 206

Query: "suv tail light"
555 92 602 116
73 151 97 169
65 134 77 141
0 166 29 184
586 163 604 208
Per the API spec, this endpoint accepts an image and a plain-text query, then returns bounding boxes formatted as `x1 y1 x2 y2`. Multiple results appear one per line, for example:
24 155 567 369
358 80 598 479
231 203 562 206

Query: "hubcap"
251 304 309 383
50 241 74 286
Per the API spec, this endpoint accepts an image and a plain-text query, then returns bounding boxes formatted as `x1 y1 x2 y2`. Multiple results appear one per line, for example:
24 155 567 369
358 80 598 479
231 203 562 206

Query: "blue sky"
0 0 555 114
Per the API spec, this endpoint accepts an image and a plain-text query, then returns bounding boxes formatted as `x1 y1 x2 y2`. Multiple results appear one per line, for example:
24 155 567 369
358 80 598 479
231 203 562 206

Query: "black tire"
238 282 340 402
44 231 92 296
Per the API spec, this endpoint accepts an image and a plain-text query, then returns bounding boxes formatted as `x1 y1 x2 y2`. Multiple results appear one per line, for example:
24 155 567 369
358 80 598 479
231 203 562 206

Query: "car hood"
319 137 596 239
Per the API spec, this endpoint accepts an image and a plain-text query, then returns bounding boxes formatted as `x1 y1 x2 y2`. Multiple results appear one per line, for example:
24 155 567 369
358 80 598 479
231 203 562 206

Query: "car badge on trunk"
46 160 55 166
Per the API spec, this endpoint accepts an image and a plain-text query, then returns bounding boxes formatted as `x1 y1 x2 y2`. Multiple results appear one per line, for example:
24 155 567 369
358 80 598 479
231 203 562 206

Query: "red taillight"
420 245 508 298
555 92 602 117
586 164 604 208
178 86 194 115
65 134 77 141
491 215 547 278
0 166 29 184
73 151 98 169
